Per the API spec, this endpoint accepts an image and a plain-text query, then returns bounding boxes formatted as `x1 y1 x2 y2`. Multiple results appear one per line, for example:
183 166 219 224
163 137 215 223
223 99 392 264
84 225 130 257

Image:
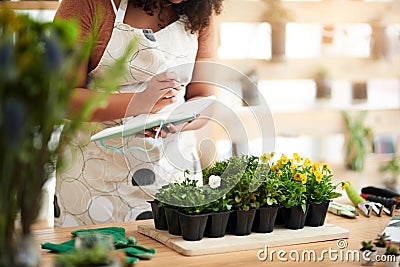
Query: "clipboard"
90 95 216 142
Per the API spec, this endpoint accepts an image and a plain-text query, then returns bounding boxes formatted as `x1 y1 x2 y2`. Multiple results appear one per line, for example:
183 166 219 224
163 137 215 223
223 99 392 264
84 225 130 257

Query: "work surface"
36 209 399 267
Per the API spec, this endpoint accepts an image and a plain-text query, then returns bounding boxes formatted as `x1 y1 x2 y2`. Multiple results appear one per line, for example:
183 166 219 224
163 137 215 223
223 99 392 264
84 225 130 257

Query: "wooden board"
137 223 349 256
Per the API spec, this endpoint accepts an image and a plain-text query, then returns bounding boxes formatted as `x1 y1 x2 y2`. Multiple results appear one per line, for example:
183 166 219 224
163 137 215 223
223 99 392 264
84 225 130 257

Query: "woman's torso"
54 0 201 227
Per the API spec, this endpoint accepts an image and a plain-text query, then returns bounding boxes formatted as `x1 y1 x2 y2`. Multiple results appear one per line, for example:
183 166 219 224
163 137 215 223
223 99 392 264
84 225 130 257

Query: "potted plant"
374 233 390 256
262 0 292 62
360 240 376 266
252 152 281 233
342 110 374 172
224 155 260 235
176 185 210 241
202 174 232 238
148 199 168 231
154 180 184 236
155 171 211 240
384 244 400 267
0 9 132 266
379 156 400 191
352 81 368 103
203 154 262 236
369 19 390 60
303 159 342 227
314 68 332 100
271 154 309 229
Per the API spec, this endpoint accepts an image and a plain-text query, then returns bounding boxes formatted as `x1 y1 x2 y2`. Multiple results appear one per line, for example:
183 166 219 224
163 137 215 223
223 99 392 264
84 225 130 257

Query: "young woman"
54 0 223 227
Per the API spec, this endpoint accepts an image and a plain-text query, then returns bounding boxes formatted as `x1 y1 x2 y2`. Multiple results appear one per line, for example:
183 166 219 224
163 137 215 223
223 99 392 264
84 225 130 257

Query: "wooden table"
35 209 399 267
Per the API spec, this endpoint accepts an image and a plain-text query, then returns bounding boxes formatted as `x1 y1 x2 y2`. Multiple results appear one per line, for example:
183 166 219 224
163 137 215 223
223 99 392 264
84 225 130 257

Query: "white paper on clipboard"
90 95 216 142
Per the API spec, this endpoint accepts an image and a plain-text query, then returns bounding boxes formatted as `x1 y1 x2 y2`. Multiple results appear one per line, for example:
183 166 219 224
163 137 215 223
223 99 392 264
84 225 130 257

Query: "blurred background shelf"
4 1 400 228
0 1 59 10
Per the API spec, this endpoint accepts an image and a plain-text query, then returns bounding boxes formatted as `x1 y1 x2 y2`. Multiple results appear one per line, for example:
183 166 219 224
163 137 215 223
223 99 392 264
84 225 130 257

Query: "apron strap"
110 0 117 15
114 0 128 26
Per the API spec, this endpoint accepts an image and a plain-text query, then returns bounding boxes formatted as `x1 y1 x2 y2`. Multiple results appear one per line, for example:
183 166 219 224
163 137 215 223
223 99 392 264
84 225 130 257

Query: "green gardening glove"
41 227 155 265
123 245 156 260
71 227 137 247
70 227 156 259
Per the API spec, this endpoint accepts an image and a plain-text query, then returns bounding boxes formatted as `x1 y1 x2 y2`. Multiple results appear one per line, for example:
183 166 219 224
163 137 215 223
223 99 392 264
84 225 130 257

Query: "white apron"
55 0 200 227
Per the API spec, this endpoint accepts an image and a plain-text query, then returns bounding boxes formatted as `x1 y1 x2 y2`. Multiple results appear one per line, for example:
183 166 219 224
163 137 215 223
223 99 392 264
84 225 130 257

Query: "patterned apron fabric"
55 0 200 227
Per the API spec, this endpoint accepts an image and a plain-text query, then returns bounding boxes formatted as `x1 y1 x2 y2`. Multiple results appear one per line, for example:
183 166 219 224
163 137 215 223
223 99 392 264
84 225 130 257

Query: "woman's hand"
131 71 183 115
140 112 200 139
136 121 188 139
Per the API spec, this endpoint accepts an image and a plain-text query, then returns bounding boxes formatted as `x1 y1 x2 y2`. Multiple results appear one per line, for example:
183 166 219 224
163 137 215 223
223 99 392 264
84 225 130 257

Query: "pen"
130 64 156 77
120 64 184 90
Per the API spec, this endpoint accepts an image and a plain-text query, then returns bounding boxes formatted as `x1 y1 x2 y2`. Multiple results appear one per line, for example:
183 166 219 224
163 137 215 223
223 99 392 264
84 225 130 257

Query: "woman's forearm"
69 88 135 122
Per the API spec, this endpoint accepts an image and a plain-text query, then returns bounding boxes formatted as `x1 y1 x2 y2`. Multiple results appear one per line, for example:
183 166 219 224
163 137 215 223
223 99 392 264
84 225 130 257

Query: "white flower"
208 175 221 189
171 173 185 184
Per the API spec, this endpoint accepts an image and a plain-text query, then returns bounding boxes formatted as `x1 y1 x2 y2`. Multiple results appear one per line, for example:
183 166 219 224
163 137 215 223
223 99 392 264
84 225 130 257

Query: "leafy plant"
0 8 134 266
0 11 89 265
267 153 341 213
380 156 400 189
342 110 374 172
361 240 374 251
262 0 292 22
155 170 231 215
254 153 282 207
380 156 400 177
267 154 308 213
223 155 261 211
303 160 342 204
385 244 399 256
204 154 271 211
374 232 391 248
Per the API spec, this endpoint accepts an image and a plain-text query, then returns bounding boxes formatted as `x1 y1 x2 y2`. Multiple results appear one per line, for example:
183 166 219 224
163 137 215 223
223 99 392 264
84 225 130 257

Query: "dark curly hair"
131 0 224 33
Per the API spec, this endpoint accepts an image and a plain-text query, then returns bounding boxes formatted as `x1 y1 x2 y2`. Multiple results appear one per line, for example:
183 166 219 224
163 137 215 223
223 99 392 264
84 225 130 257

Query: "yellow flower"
300 174 307 184
304 158 312 167
312 162 321 172
341 182 349 190
260 153 271 163
291 165 296 173
293 152 301 163
294 173 302 181
277 170 282 177
314 171 323 182
280 154 288 165
271 164 279 172
322 162 330 172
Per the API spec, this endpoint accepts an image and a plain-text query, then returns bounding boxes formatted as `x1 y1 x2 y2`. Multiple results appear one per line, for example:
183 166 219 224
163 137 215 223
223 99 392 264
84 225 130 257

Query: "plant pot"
164 207 181 236
204 211 231 238
252 206 279 233
375 246 386 257
148 201 168 230
370 20 390 60
384 254 400 267
360 249 376 266
227 209 256 236
283 204 309 230
240 70 259 106
178 212 208 241
352 82 368 103
270 19 287 62
305 201 330 227
315 74 332 100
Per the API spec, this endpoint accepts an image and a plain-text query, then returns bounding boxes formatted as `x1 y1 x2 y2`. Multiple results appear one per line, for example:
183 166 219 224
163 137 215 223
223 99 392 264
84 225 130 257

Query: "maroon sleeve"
54 0 115 72
54 0 97 42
